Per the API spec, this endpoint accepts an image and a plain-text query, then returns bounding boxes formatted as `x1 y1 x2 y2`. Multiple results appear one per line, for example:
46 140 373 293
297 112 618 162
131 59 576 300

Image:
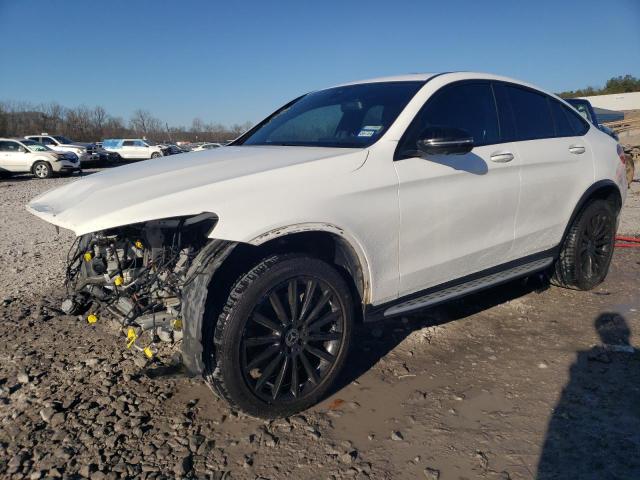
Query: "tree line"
0 101 253 143
557 74 640 99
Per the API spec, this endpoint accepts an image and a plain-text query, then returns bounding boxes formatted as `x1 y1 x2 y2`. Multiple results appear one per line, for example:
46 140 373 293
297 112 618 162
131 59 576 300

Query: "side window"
28 137 41 143
134 140 146 147
504 85 555 140
564 104 590 136
550 100 575 137
122 140 135 147
41 137 56 146
398 82 500 157
0 141 21 152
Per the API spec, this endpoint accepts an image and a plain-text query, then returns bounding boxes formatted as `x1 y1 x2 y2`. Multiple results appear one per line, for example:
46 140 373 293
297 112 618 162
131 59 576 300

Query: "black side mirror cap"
417 126 474 155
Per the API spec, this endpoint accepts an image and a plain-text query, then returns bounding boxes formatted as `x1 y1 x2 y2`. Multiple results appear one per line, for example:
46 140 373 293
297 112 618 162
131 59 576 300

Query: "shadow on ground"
536 312 640 479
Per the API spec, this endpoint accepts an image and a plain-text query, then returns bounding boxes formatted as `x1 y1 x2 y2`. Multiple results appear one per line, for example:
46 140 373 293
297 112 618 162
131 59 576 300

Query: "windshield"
53 135 74 144
237 81 424 148
22 140 51 152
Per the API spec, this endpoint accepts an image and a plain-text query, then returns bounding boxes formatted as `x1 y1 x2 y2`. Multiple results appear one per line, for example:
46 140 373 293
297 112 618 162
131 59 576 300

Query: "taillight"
617 144 627 164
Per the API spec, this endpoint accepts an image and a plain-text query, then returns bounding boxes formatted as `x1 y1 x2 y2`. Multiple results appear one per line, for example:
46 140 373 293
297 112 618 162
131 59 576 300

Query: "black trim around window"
394 78 592 161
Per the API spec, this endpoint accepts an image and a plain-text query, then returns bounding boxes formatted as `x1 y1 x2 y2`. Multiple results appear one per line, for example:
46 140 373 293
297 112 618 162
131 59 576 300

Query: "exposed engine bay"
61 214 217 359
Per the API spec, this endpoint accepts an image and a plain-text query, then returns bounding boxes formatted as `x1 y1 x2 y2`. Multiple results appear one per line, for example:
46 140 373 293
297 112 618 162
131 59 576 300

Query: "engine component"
62 215 216 360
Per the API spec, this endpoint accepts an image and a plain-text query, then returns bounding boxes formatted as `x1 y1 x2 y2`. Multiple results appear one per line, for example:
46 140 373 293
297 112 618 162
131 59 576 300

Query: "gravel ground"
0 170 639 479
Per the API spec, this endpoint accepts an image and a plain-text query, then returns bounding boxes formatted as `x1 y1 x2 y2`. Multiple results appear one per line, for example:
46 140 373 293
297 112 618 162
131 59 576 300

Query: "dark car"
565 98 620 141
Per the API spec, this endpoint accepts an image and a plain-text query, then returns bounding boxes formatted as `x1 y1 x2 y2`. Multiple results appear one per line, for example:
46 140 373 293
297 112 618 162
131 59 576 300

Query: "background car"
101 139 164 160
190 142 222 151
24 134 91 164
0 138 80 178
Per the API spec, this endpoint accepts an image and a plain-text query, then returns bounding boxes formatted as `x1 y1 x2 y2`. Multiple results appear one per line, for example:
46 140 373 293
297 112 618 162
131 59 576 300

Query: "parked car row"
0 132 228 179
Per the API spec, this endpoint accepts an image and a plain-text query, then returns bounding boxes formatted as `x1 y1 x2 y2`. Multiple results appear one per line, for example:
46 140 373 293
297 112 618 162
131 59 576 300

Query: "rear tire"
32 161 52 179
204 254 353 418
551 199 617 290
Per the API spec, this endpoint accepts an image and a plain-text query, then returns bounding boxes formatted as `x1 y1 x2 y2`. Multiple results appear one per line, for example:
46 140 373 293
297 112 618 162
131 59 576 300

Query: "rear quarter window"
503 85 555 141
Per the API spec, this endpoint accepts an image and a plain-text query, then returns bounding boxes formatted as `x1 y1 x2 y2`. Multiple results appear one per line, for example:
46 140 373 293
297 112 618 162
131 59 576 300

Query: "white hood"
27 145 367 236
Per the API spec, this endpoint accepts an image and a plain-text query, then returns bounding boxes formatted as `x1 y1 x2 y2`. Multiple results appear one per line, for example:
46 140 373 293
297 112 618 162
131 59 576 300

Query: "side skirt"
364 250 556 322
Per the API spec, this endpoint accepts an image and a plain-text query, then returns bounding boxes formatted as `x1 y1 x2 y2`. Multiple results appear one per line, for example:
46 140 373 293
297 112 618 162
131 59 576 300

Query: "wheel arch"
561 179 622 247
181 225 371 375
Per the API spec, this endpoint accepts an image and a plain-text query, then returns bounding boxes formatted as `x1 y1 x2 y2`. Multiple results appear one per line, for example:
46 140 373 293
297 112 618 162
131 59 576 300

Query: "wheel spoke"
303 289 332 326
246 344 280 371
252 312 282 333
298 280 317 325
307 331 341 342
269 291 290 326
255 352 284 392
304 345 335 364
290 354 299 398
243 335 281 347
308 311 339 332
299 350 319 384
271 355 289 399
288 280 299 324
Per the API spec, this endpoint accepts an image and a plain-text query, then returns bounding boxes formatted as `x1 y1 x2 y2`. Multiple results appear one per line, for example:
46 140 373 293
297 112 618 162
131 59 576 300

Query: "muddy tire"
204 254 353 418
551 199 617 290
32 161 52 179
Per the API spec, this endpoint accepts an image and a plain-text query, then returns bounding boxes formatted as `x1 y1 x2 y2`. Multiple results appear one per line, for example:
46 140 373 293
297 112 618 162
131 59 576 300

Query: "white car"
0 138 80 179
27 72 628 418
191 142 222 151
24 134 91 164
101 139 164 160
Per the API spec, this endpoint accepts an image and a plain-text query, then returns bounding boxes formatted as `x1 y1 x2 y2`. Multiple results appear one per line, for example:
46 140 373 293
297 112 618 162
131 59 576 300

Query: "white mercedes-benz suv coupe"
27 72 628 418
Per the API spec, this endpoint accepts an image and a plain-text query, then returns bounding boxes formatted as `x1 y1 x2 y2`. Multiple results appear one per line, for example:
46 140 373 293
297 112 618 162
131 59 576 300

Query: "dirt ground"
0 170 639 480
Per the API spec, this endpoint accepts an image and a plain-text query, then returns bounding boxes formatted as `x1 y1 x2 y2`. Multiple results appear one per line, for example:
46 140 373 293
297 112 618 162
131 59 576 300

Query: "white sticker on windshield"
358 125 383 137
357 129 375 137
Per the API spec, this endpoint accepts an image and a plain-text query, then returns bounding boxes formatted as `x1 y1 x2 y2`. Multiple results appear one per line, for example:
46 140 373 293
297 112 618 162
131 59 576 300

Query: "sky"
1 0 639 127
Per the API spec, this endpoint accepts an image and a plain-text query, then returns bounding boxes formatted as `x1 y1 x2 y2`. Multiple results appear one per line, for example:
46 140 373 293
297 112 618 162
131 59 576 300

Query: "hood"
27 145 366 235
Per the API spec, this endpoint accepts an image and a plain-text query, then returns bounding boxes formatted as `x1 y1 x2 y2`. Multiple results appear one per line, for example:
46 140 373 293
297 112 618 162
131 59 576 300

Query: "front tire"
205 254 353 418
32 161 52 179
151 152 161 159
551 199 617 290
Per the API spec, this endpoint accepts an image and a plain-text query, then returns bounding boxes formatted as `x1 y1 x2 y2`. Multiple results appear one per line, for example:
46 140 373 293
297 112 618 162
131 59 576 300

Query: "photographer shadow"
537 313 640 479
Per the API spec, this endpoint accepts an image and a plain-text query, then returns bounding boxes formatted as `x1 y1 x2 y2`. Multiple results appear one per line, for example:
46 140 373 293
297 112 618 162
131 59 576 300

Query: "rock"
174 455 193 476
391 431 404 441
424 467 440 479
17 371 30 384
40 407 55 423
340 451 358 464
50 412 65 427
85 357 100 367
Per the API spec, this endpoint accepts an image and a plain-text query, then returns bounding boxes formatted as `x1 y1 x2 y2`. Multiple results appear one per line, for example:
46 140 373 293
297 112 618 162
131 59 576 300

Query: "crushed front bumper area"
61 214 217 361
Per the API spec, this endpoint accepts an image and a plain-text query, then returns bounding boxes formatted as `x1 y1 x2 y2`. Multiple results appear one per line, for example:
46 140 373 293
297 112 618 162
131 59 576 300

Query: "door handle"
490 152 514 163
569 145 586 154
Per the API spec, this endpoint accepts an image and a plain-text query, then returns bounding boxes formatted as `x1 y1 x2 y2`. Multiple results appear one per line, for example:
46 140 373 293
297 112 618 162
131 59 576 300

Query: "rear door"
120 140 137 158
0 141 28 171
394 81 521 296
495 82 594 257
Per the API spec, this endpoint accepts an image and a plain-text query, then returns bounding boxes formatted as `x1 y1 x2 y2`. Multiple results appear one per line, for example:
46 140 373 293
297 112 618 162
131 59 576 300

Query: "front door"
394 81 521 296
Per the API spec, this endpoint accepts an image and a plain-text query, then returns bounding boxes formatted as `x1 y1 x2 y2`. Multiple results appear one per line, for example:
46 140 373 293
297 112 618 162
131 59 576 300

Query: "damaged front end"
62 213 217 359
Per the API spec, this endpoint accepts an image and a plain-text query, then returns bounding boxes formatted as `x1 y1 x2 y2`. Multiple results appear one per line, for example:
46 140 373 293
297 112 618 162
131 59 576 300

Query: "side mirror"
417 126 474 155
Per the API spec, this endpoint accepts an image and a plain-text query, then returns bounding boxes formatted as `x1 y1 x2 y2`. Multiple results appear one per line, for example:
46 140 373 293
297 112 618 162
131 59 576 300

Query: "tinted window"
398 82 499 156
0 141 22 152
550 100 575 137
504 86 555 140
122 140 135 146
239 81 424 148
564 104 590 136
134 140 146 147
41 137 56 145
